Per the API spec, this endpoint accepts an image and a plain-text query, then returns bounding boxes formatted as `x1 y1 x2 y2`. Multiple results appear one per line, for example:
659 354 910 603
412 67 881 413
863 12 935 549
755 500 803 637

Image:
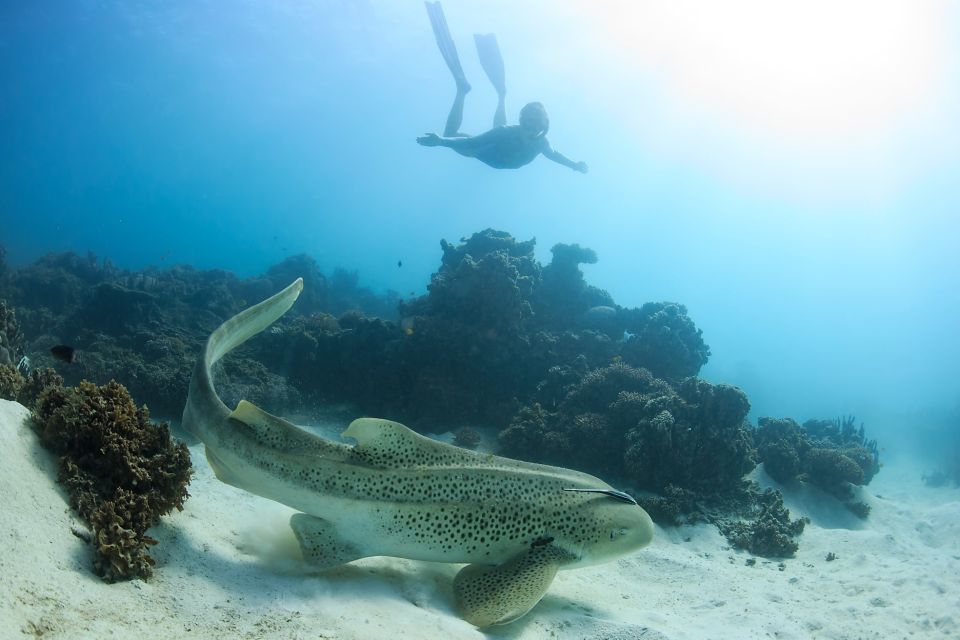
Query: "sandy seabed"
1 399 957 640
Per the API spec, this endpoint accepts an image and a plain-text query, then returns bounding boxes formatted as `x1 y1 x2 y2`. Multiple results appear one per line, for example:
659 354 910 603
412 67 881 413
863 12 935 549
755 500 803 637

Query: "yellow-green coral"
32 380 192 581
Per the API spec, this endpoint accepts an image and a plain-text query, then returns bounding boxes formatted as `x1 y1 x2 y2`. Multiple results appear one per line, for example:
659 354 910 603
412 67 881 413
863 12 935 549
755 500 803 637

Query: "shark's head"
562 491 655 567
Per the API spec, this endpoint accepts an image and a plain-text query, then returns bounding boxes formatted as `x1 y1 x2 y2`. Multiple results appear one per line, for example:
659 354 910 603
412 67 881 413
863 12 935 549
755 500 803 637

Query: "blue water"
2 1 958 446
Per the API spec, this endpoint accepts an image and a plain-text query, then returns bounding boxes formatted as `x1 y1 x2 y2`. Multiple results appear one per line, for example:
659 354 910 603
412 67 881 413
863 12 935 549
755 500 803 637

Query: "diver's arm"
542 140 588 173
417 127 508 151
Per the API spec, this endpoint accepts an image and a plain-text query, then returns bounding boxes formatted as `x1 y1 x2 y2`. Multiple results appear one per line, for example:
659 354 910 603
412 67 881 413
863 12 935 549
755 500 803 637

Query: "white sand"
1 398 958 639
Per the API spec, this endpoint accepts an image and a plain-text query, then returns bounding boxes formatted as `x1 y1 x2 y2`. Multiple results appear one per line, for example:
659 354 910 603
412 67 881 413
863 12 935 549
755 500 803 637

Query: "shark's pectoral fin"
454 545 573 628
290 513 365 571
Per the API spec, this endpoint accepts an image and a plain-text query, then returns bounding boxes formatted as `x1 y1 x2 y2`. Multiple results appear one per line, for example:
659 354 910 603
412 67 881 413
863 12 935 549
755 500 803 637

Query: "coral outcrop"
755 416 880 517
534 242 613 332
500 363 755 493
620 302 710 380
31 380 192 581
714 488 809 557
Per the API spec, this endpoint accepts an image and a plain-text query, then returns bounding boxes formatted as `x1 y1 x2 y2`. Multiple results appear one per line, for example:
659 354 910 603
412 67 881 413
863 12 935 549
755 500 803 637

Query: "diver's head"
519 102 549 137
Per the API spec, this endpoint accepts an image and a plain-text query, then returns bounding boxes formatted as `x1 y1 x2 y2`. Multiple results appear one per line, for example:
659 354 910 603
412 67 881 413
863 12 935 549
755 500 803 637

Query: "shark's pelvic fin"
290 513 366 570
454 545 573 627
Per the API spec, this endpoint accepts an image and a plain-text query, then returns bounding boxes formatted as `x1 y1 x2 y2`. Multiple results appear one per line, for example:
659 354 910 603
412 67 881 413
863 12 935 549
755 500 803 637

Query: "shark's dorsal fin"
342 418 479 469
342 418 610 487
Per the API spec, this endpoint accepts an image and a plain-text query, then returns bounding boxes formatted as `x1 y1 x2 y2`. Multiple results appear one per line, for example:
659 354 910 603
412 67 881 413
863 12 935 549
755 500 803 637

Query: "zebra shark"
181 278 653 627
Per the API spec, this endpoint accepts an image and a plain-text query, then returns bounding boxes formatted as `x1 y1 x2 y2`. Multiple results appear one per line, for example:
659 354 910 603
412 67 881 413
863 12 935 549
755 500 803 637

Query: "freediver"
416 2 588 173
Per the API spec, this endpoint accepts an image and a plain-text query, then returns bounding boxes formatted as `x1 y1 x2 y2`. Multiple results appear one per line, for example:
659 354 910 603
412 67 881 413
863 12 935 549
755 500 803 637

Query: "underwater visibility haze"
1 1 960 637
2 1 957 434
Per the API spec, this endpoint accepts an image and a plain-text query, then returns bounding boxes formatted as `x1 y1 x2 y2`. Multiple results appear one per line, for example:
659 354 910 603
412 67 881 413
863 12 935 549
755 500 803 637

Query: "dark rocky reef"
31 379 192 581
755 416 880 517
0 251 399 419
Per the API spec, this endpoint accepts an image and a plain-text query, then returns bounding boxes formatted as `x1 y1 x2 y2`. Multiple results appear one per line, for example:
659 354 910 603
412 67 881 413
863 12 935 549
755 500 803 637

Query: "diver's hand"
574 161 589 174
417 133 442 147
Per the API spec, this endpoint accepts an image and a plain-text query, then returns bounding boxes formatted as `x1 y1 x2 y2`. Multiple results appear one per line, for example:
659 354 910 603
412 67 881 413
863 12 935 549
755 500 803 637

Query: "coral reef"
3 230 805 555
755 416 880 517
31 380 192 581
500 363 755 493
0 230 712 431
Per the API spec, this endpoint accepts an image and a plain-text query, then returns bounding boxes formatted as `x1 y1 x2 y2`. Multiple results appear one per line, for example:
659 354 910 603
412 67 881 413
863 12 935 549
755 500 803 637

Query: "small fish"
50 345 76 364
397 260 403 268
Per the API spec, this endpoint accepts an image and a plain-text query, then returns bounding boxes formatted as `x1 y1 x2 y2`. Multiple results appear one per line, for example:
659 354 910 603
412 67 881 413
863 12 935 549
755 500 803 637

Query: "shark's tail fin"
182 278 304 440
204 278 304 368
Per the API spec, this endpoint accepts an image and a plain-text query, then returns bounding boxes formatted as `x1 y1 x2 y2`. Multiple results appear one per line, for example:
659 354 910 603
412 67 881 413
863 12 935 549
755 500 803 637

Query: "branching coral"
32 380 192 581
